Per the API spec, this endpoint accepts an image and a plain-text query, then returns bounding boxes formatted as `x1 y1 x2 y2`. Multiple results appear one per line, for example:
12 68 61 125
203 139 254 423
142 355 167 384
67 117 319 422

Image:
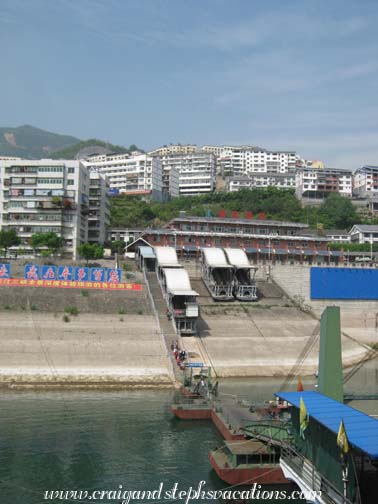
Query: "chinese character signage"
107 269 122 283
74 267 89 282
24 264 40 280
58 266 73 281
41 265 57 280
22 264 122 284
0 278 142 291
0 264 10 279
90 268 105 282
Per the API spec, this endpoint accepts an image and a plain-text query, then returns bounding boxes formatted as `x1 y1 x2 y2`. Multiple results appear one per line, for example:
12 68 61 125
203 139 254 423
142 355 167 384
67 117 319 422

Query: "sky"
1 0 378 168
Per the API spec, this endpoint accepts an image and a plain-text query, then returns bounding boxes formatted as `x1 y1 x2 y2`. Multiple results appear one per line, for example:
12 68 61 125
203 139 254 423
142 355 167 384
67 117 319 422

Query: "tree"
111 240 126 254
317 194 359 230
0 229 21 257
30 232 64 256
77 243 104 265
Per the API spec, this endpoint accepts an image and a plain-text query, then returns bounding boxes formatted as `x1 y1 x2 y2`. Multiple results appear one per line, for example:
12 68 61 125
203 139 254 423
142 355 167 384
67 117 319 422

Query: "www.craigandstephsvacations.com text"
44 481 322 502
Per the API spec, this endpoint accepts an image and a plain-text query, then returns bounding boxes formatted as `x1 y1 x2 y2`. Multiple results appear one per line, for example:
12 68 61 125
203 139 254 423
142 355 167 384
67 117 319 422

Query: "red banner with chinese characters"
0 278 142 291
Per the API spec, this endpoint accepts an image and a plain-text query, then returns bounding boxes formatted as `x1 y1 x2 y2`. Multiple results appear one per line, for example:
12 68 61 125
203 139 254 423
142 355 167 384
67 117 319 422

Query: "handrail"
280 444 357 504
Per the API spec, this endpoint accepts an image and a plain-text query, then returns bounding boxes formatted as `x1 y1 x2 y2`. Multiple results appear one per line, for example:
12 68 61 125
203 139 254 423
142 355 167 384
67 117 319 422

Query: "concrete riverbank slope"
0 311 173 387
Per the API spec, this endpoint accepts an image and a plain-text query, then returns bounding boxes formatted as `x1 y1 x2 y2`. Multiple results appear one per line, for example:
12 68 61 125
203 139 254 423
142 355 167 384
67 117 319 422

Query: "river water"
1 367 377 504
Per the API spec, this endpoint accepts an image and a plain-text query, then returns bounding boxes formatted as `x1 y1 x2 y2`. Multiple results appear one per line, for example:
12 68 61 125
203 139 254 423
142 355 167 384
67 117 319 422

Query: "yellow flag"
337 420 349 454
299 396 309 439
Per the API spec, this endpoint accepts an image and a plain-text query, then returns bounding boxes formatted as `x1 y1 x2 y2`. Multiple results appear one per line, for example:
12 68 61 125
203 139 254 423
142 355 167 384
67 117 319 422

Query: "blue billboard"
41 265 57 280
57 266 73 281
90 268 105 282
0 263 11 279
24 264 40 280
74 267 90 282
107 268 122 283
311 267 378 300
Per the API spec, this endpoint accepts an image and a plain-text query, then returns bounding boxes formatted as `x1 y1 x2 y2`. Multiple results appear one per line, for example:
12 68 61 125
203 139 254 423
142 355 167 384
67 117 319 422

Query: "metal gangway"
161 268 199 336
201 248 234 301
224 248 258 301
153 247 199 335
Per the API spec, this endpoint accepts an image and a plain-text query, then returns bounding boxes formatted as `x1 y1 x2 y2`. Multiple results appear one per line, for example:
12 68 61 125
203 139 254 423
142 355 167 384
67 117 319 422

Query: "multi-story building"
123 215 332 262
0 159 89 258
216 147 299 177
162 165 180 200
349 224 378 245
295 167 353 199
88 172 110 245
158 151 216 196
148 144 198 157
83 153 163 201
353 165 378 197
227 173 296 192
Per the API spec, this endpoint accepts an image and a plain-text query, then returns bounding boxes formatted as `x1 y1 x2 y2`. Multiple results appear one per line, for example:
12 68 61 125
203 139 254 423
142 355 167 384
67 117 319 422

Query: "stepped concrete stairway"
145 272 182 382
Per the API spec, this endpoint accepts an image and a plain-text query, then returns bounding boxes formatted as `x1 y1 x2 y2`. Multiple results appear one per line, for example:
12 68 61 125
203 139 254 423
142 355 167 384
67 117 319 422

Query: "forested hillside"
110 188 363 230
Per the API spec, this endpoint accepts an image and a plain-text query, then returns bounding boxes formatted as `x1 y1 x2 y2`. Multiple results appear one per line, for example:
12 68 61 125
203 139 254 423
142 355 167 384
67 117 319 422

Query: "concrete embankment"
0 311 173 388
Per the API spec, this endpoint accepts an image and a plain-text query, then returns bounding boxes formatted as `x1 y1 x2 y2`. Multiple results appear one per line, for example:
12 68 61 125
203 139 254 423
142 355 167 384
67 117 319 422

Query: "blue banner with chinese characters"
74 267 89 282
0 264 11 279
41 265 57 280
107 268 122 283
57 265 73 281
90 268 105 282
24 264 40 280
21 265 122 283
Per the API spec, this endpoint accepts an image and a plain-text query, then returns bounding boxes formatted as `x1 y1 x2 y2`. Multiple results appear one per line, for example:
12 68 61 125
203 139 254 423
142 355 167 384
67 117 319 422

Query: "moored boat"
209 439 287 486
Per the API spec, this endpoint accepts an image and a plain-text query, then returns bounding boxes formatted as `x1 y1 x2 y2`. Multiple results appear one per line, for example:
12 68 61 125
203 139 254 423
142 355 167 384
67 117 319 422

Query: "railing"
280 444 357 504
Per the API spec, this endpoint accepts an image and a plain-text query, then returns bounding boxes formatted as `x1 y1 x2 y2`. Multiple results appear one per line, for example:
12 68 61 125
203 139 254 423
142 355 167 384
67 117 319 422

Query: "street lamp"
370 236 373 262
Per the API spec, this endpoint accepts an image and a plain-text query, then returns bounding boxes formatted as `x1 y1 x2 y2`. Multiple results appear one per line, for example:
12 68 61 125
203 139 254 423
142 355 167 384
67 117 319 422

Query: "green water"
0 390 225 504
1 370 376 504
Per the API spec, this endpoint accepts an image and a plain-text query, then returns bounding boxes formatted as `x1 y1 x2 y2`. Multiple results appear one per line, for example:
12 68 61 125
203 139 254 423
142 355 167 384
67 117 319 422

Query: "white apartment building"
204 146 298 176
158 151 216 196
353 165 378 197
88 172 110 245
162 166 180 200
0 159 89 259
149 144 198 157
349 224 378 245
228 173 296 192
83 153 163 201
295 167 353 199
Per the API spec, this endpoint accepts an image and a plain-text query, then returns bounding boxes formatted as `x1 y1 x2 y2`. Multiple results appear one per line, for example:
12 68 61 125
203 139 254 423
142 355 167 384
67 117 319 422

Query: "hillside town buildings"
295 167 353 199
353 165 378 197
88 172 110 245
156 151 216 196
82 153 164 201
0 159 90 258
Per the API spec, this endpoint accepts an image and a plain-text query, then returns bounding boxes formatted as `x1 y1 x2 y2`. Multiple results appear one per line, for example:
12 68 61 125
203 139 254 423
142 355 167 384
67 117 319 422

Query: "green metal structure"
318 306 344 402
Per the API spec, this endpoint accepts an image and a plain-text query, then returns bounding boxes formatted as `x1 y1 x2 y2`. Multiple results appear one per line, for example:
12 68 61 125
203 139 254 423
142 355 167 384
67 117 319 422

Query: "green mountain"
50 139 135 159
0 125 141 159
0 125 80 159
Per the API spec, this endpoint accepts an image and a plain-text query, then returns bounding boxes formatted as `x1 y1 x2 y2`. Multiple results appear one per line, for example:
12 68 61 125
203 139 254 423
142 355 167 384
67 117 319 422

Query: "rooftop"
350 224 378 233
275 391 378 459
170 216 308 229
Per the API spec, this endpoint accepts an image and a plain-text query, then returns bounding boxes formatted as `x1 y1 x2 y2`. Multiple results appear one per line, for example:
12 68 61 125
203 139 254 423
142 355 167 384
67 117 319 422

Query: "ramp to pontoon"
201 248 234 301
224 248 258 301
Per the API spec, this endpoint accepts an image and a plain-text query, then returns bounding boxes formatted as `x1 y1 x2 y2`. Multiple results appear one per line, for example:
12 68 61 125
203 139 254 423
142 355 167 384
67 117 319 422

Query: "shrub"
118 307 126 315
64 306 79 316
4 305 11 310
30 304 37 311
137 309 143 315
63 314 70 323
81 290 89 297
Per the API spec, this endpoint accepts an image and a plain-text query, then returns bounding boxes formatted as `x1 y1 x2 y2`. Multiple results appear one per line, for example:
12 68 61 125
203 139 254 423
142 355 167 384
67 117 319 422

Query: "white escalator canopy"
154 246 181 268
201 248 233 268
164 268 198 297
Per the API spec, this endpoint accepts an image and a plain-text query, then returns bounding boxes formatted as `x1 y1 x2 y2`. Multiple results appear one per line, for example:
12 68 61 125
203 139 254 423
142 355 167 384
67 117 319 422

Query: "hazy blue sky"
1 0 377 168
